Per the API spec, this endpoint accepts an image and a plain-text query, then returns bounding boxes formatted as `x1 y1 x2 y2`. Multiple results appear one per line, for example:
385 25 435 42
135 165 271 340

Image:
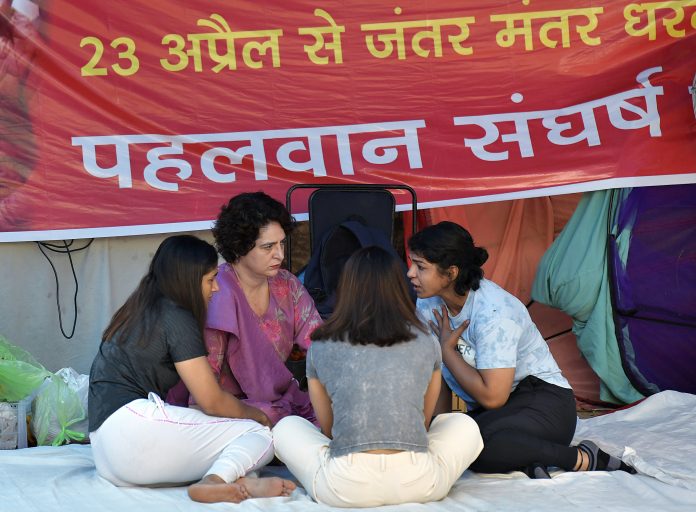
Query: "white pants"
90 393 274 487
273 413 483 508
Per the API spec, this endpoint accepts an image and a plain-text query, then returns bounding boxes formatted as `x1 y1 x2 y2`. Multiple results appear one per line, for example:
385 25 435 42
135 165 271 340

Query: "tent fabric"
532 190 644 404
425 196 573 303
608 185 696 395
2 390 695 511
528 302 601 404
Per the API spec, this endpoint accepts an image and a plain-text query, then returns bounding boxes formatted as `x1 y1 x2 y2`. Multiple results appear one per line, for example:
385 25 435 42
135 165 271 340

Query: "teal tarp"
532 190 643 404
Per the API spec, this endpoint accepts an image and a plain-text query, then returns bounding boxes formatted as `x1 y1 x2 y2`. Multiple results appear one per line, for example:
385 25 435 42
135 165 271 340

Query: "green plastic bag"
32 373 87 446
0 335 51 402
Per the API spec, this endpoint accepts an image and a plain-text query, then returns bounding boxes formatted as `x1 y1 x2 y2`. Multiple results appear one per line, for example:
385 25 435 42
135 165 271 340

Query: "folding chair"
285 183 417 273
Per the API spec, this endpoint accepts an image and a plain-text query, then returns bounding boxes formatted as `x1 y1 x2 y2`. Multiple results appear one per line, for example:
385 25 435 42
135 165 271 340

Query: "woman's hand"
430 305 469 351
244 404 272 428
176 357 273 426
430 312 517 410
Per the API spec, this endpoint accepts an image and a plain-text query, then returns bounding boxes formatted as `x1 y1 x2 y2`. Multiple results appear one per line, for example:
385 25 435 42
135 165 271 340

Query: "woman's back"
273 246 483 507
307 328 441 457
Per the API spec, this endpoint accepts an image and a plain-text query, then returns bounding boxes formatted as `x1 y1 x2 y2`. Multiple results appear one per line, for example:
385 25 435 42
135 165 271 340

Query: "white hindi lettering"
270 121 425 176
276 132 328 177
72 121 426 189
200 135 269 181
361 122 424 168
200 148 237 183
71 135 134 188
453 67 664 161
143 142 192 191
605 66 663 136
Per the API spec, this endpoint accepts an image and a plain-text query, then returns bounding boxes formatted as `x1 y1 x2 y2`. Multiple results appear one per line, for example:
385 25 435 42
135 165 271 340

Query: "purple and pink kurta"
169 264 321 425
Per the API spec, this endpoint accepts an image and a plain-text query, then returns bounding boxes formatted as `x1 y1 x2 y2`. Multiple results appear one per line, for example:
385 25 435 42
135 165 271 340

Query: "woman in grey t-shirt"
273 246 483 508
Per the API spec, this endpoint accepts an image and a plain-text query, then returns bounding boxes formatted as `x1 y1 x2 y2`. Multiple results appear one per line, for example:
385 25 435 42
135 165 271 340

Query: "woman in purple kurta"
205 262 321 425
168 192 321 426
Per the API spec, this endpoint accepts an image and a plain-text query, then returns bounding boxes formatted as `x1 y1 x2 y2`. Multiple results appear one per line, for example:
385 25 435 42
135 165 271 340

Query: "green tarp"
532 190 643 404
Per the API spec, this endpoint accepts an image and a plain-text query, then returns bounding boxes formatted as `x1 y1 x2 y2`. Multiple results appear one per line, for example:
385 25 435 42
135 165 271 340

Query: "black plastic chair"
285 183 417 272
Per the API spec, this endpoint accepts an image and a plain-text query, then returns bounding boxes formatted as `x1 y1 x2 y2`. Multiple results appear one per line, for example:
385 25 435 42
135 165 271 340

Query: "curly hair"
213 192 294 263
408 221 489 295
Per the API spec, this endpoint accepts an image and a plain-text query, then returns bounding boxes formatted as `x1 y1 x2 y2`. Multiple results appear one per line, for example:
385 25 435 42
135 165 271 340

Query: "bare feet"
187 474 296 503
188 474 249 503
237 476 296 498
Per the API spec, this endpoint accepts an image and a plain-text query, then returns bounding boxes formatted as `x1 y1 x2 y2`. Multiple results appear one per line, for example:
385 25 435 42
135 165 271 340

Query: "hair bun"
475 247 489 266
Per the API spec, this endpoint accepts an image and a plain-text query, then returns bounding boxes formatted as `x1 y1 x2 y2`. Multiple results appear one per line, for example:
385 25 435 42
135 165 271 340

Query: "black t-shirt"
88 299 207 432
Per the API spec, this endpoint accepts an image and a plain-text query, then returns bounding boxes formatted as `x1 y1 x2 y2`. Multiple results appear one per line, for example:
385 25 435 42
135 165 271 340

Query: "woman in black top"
88 235 295 503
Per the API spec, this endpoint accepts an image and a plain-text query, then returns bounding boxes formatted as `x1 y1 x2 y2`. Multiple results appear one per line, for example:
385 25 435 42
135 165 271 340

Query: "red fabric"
1 1 694 239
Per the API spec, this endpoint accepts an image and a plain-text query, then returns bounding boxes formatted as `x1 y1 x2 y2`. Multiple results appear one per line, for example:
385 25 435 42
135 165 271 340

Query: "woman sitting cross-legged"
273 246 483 508
88 235 295 503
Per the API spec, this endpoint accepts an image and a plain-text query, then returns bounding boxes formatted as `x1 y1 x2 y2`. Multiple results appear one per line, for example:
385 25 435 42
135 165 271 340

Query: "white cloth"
89 393 274 486
2 390 696 512
417 278 570 409
272 413 483 508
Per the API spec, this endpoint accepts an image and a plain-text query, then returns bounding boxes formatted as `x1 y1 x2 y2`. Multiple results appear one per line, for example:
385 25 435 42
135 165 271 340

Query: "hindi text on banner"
71 121 426 190
453 67 664 161
490 7 604 51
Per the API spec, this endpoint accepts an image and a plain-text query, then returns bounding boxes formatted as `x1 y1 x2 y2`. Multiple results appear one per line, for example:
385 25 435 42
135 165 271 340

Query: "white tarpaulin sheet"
1 390 695 511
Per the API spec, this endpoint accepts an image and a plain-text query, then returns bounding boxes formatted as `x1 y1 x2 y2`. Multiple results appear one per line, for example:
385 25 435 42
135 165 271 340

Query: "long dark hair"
408 221 489 295
311 246 424 346
213 192 294 263
102 235 218 346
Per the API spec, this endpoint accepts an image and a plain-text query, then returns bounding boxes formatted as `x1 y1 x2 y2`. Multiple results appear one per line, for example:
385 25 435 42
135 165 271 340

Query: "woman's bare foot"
237 476 296 498
188 474 249 503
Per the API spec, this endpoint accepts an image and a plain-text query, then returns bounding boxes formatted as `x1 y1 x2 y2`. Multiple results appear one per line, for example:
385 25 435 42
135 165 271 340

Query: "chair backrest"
304 219 401 318
307 188 395 252
286 184 418 319
285 184 418 272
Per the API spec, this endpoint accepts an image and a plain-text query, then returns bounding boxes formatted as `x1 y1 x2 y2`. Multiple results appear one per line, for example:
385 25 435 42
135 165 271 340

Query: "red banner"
1 0 695 241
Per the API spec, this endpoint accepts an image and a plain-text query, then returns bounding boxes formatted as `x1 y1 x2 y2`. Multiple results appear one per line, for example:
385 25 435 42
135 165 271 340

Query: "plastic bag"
0 402 19 449
31 368 88 446
0 335 51 402
55 367 89 437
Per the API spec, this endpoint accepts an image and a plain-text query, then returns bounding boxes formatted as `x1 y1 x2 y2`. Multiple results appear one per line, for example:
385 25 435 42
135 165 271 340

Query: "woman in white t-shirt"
407 221 636 478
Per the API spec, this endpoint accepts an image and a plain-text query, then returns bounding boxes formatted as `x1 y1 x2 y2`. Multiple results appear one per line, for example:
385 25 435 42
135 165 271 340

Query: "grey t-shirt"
306 327 441 457
88 299 207 432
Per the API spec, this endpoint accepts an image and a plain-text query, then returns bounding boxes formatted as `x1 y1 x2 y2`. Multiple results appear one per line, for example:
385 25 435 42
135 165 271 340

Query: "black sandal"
523 462 551 479
577 440 637 474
